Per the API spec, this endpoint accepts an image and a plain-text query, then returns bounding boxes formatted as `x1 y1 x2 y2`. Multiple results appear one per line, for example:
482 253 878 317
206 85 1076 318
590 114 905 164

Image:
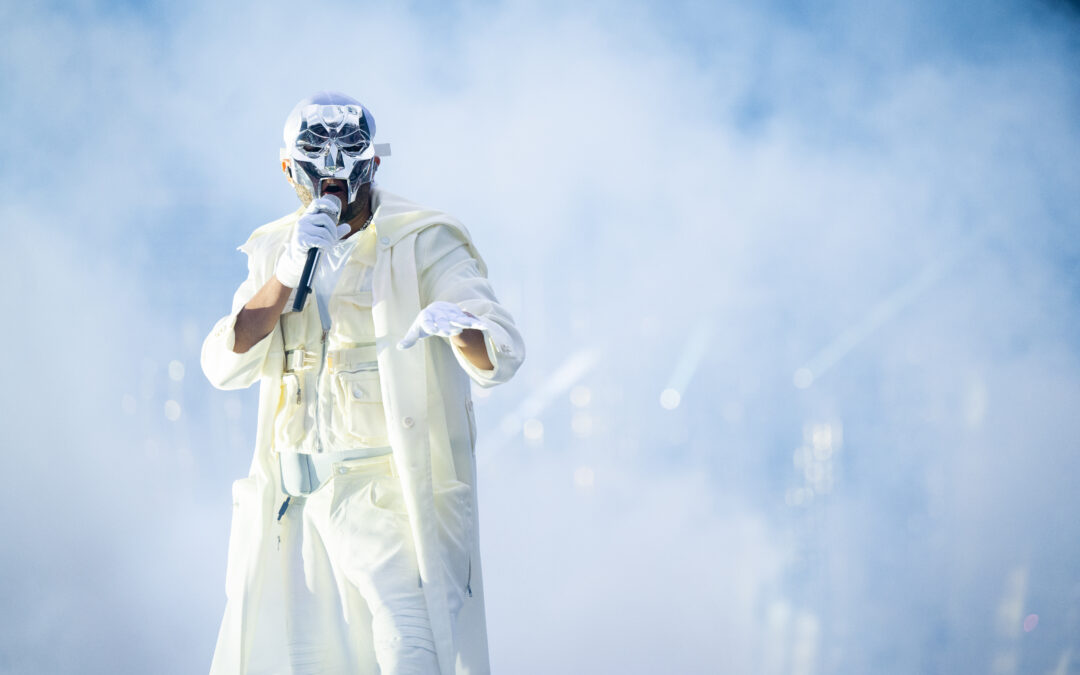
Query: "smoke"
1 0 1078 672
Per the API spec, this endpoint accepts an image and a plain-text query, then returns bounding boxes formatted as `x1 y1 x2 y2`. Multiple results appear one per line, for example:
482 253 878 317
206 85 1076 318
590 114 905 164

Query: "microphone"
291 193 342 312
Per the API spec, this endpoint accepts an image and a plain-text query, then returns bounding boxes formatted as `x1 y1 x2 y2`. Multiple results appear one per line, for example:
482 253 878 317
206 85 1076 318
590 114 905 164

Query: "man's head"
279 91 390 218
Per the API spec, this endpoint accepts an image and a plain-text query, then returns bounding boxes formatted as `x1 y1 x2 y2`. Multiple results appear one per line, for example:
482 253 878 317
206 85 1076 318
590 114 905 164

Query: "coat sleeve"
417 223 525 388
201 241 283 391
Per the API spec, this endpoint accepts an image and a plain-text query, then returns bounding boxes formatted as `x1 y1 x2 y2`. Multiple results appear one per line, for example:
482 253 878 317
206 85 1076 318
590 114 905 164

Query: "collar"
238 184 443 256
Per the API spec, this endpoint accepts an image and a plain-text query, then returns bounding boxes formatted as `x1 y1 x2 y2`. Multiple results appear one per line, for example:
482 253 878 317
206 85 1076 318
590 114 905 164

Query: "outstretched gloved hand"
275 195 350 288
398 301 490 350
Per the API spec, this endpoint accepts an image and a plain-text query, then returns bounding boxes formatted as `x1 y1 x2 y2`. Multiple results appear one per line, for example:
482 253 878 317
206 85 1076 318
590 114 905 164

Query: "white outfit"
201 187 525 675
281 453 471 675
277 220 456 674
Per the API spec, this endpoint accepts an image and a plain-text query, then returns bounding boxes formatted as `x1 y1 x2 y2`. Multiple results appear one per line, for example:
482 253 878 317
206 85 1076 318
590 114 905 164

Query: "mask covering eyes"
279 92 391 206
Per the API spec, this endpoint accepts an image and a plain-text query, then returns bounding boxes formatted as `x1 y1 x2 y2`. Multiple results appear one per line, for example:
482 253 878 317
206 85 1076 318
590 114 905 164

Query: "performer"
201 91 525 674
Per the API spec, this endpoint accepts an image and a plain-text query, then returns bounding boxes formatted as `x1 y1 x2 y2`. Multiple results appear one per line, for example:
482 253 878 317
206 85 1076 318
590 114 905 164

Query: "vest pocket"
274 373 308 450
334 368 390 446
331 292 376 344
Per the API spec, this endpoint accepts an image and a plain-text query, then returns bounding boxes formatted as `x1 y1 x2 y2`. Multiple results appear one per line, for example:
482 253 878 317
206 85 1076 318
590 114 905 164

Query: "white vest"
275 224 390 453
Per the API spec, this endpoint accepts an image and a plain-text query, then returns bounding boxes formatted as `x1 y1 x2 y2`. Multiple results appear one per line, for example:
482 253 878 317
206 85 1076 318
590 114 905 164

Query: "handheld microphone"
291 193 342 312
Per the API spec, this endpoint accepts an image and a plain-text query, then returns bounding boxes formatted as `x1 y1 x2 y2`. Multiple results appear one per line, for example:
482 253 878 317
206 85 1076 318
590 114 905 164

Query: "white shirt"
313 227 364 332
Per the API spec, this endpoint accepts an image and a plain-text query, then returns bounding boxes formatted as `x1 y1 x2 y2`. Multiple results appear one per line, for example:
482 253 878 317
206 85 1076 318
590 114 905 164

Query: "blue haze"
1 0 1079 673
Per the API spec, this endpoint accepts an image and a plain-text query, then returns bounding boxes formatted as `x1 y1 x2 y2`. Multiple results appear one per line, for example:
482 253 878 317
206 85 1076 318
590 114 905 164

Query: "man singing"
201 90 525 674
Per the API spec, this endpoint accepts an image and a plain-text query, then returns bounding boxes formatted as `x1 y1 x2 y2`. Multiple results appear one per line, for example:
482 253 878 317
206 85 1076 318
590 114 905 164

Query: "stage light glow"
660 388 681 410
483 349 599 464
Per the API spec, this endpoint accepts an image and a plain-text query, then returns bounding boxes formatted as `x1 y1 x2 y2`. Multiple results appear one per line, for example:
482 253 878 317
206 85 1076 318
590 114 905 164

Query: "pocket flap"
339 370 383 402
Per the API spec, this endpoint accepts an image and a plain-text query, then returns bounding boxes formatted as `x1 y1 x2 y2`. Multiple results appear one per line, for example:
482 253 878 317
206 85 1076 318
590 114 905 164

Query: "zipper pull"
277 496 291 521
295 385 302 405
465 557 473 597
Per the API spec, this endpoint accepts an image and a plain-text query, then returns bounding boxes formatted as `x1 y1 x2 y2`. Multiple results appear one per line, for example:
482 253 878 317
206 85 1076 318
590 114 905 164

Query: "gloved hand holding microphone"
275 194 352 312
275 195 350 290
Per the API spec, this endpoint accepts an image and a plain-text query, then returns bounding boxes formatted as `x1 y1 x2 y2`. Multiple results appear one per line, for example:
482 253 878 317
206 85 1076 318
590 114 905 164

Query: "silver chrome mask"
280 93 391 205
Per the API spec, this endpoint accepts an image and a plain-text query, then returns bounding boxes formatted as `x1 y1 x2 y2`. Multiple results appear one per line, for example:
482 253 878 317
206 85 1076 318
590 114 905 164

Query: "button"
337 467 348 475
352 386 364 399
402 416 414 428
379 236 390 246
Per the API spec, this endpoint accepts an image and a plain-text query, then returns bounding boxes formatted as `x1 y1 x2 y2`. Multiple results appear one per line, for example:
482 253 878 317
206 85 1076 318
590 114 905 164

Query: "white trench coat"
201 187 525 675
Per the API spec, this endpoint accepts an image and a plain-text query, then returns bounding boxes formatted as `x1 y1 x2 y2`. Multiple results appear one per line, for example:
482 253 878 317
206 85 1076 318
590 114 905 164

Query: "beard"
291 180 315 208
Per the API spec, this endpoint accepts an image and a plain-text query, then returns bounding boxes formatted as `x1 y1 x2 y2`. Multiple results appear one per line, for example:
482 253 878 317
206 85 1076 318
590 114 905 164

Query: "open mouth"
320 178 347 198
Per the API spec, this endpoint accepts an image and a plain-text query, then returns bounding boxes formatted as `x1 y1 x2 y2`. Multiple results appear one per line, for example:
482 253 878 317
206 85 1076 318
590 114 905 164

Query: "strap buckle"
283 348 318 373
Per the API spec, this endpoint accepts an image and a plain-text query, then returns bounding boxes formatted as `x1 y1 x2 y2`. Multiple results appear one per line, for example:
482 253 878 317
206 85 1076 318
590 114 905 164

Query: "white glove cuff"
275 250 304 289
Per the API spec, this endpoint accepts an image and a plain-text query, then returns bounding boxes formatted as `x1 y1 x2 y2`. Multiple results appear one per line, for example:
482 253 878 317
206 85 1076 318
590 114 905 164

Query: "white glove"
397 301 490 350
275 196 350 288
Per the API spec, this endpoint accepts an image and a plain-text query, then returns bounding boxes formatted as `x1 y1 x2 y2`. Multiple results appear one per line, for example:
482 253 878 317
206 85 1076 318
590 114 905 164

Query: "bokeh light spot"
168 360 185 382
573 465 595 489
660 388 681 410
164 400 182 421
523 418 544 441
1024 614 1039 632
570 385 592 408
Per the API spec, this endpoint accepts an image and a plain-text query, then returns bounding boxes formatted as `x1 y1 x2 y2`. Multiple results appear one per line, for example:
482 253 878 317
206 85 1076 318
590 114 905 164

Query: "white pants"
280 453 472 675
